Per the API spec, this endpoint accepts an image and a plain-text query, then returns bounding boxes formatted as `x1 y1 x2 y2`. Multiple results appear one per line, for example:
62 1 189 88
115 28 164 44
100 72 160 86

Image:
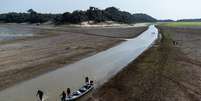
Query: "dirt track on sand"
85 26 201 101
0 24 147 91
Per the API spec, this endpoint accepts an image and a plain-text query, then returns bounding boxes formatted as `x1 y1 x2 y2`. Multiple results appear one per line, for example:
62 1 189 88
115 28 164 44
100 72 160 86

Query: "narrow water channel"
0 25 158 101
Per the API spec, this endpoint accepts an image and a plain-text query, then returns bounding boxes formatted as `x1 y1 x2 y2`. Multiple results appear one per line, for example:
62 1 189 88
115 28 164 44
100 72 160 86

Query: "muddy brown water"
0 25 158 101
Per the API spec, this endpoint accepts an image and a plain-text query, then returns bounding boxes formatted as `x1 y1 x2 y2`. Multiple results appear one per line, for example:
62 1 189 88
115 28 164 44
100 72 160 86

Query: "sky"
0 0 201 20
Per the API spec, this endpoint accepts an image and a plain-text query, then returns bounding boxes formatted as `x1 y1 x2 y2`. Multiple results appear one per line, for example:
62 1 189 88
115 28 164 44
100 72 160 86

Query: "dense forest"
177 19 201 22
0 7 157 24
158 19 175 22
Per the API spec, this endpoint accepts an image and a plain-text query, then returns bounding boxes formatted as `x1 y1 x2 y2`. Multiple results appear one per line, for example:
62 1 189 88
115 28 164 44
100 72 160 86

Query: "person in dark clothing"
67 88 71 96
36 90 44 101
60 91 66 101
85 77 89 84
90 80 94 85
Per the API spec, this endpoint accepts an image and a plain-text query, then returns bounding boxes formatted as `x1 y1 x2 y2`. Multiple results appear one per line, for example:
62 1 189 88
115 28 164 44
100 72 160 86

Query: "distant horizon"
1 7 201 21
1 0 201 20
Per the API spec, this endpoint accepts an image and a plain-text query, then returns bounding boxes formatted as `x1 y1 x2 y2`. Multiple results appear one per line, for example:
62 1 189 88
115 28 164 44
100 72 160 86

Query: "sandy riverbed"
84 26 201 101
0 24 147 91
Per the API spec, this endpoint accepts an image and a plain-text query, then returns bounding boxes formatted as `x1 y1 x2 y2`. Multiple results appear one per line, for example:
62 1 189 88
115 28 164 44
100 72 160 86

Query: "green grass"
160 22 201 27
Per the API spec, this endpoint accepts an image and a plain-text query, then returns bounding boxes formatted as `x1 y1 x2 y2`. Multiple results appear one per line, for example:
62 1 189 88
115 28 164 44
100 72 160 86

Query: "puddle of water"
0 25 158 101
0 26 34 41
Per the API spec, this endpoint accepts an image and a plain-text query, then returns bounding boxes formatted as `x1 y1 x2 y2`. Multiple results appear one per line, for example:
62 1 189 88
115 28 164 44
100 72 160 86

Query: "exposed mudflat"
85 26 201 101
0 24 147 91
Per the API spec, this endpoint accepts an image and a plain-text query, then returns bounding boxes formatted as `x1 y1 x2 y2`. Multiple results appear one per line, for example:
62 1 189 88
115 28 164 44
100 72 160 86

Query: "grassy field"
160 22 201 27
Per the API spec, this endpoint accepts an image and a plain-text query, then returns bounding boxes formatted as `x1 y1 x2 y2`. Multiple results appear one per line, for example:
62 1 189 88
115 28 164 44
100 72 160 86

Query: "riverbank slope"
85 26 201 101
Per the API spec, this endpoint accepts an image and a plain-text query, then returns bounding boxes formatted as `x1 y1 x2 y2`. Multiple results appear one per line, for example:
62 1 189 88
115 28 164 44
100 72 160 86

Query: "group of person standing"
36 77 92 101
60 88 71 101
59 77 92 101
36 88 70 101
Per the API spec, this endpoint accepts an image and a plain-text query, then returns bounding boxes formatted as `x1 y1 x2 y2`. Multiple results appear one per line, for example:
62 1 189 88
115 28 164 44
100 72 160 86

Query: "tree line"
177 19 201 22
0 7 157 24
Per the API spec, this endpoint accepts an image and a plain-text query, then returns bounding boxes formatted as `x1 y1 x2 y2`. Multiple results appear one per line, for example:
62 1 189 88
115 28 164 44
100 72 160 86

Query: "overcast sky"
1 0 201 20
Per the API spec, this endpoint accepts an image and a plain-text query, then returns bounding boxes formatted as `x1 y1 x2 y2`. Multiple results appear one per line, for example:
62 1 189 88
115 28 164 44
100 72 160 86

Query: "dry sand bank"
85 26 201 101
0 24 147 91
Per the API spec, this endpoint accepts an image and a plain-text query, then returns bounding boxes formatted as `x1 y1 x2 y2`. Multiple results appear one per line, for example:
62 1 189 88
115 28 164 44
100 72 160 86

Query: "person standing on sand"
60 91 67 101
85 77 89 84
67 88 71 96
36 90 44 101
